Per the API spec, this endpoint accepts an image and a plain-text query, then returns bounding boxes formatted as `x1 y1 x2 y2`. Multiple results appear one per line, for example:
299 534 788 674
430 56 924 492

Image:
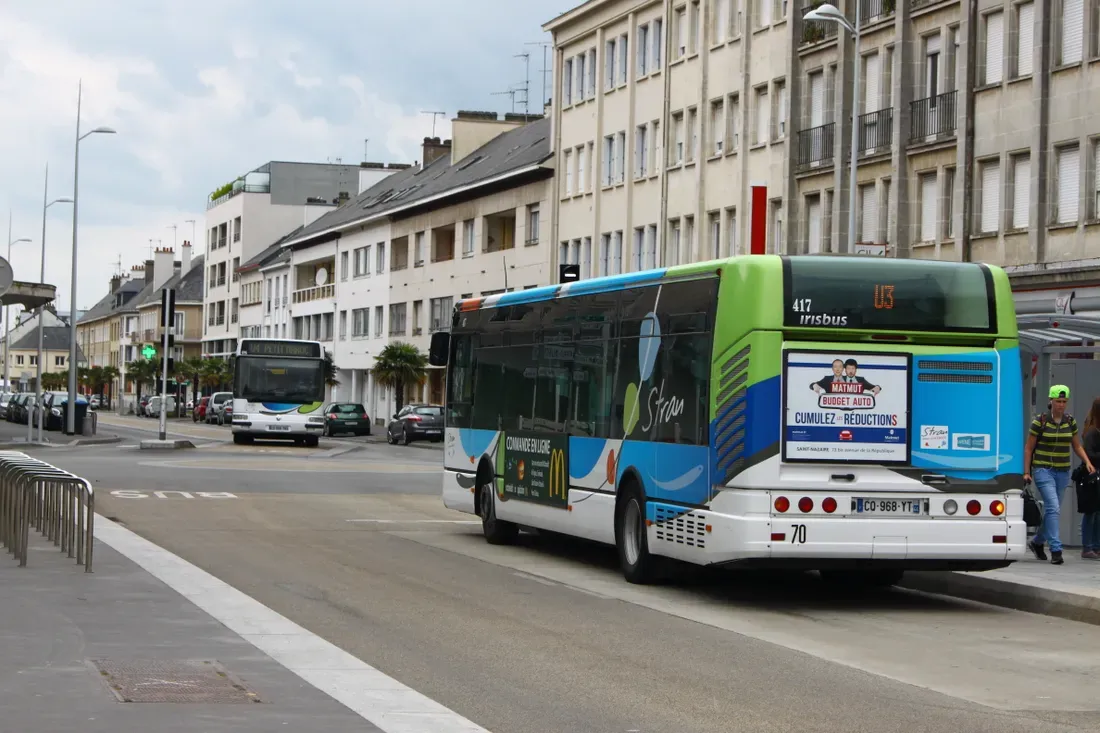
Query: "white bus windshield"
235 356 325 404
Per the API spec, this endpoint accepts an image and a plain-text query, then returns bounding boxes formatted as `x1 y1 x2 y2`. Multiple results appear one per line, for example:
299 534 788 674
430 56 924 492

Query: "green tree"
323 350 340 388
99 365 120 410
127 358 159 411
176 357 206 412
200 358 232 392
371 341 428 414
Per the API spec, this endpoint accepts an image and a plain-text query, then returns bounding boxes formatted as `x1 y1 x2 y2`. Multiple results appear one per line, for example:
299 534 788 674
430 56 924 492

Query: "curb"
139 439 196 450
900 570 1100 627
0 435 121 449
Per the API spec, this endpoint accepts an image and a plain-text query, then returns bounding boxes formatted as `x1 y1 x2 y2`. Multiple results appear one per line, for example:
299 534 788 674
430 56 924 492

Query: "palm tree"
84 365 105 403
371 341 428 414
200 358 233 393
176 357 205 410
99 365 120 410
127 358 159 410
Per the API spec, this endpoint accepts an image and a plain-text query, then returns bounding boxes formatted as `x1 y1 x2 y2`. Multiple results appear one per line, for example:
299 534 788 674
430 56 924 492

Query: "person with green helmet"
1024 384 1095 564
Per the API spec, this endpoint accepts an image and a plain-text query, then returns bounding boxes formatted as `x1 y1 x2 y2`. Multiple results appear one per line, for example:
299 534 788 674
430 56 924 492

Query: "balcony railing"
801 1 839 45
909 90 958 143
796 122 835 170
859 0 896 24
858 108 893 154
292 283 335 304
207 183 272 210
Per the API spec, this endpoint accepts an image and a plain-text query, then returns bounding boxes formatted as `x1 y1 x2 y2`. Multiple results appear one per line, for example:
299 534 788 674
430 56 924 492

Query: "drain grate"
89 659 261 704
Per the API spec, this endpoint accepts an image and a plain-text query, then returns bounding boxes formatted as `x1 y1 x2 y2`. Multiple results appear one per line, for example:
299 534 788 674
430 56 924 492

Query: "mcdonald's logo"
549 448 567 500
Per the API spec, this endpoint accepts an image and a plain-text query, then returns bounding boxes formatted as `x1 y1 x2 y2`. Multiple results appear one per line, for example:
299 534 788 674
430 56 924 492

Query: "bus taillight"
822 497 837 513
989 500 1005 516
774 497 790 513
798 497 814 513
966 500 982 516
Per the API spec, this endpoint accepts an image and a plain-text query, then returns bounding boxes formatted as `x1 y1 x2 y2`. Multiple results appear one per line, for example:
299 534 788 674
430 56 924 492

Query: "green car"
322 403 372 437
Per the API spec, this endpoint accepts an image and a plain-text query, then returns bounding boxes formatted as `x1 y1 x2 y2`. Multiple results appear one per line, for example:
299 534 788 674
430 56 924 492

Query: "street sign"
141 344 156 359
0 255 13 299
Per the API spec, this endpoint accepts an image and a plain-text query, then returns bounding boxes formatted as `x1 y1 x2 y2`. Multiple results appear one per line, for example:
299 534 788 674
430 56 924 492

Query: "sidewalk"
903 553 1100 626
0 418 120 448
0 533 381 733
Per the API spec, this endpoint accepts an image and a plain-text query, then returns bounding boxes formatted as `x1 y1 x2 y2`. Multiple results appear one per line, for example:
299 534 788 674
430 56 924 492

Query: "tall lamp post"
37 163 74 442
804 2 861 254
4 212 32 393
66 79 117 435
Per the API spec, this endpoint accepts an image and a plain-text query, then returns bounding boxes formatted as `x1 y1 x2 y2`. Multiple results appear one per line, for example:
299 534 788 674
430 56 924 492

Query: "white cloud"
0 0 558 322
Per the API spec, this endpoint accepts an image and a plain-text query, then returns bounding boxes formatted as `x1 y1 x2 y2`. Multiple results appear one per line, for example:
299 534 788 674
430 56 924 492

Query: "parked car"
40 391 89 431
321 403 371 437
192 395 210 423
206 392 233 425
0 392 12 419
9 394 31 424
144 395 177 417
386 403 444 444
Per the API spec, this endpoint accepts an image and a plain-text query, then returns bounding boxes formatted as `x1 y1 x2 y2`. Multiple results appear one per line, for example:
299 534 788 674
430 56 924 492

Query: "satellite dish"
315 267 329 286
0 256 12 299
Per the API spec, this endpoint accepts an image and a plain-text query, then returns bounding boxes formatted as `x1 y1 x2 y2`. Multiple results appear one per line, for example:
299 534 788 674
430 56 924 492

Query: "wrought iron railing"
796 123 835 169
909 90 958 142
858 108 893 152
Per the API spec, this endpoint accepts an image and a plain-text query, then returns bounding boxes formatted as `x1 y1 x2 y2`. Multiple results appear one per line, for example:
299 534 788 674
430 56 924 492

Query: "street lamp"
4 214 32 393
804 2 861 254
66 79 117 434
36 162 74 442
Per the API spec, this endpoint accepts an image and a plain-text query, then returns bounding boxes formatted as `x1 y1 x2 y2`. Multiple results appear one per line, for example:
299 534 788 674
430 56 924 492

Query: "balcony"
292 283 335 304
796 123 835 170
858 108 893 155
859 0 895 24
207 183 272 210
800 1 839 45
909 90 957 144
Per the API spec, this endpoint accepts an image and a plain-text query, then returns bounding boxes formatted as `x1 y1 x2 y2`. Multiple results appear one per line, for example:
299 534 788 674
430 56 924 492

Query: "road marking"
94 516 491 733
346 519 480 524
110 490 238 500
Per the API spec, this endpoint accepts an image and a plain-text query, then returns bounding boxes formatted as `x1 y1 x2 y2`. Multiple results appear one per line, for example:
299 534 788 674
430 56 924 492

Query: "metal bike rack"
0 451 94 571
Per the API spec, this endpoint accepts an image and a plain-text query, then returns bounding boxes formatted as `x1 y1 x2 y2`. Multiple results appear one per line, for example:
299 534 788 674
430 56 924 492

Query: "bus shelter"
1017 314 1100 547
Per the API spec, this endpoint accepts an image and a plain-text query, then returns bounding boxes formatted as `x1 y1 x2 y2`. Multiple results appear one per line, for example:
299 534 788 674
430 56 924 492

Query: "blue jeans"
1082 513 1100 553
1032 467 1070 553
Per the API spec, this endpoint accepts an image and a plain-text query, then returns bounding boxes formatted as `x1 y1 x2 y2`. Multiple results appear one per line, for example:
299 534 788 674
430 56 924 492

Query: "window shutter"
809 72 824 126
1012 156 1031 229
864 52 880 113
1062 0 1083 64
807 198 822 253
860 185 878 242
1057 146 1080 224
981 161 1001 233
1017 3 1034 76
985 11 1003 84
921 173 937 241
756 90 769 145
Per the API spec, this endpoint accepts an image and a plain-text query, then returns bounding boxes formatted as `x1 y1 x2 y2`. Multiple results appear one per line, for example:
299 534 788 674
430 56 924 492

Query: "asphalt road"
26 436 1100 733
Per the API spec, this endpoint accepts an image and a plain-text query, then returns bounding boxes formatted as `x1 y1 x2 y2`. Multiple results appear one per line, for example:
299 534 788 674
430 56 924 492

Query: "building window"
635 125 648 177
710 99 724 155
774 81 787 139
944 167 956 238
376 243 386 273
430 297 454 332
708 211 721 258
755 86 769 146
672 111 685 165
983 11 1004 85
374 306 384 337
414 232 425 266
725 207 738 256
919 172 938 243
576 145 587 194
564 149 574 196
599 233 610 276
615 131 626 183
1014 2 1034 77
611 230 623 275
563 57 573 105
675 6 688 59
582 237 592 277
587 48 596 97
637 23 650 76
979 158 1002 233
339 310 347 340
618 34 628 85
354 246 369 277
340 251 349 280
55 356 65 367
576 52 586 100
805 196 822 254
1092 138 1100 219
860 183 878 242
527 204 540 244
667 219 681 266
686 107 698 162
653 17 663 68
770 200 783 252
633 227 645 271
1011 153 1031 230
645 224 658 269
388 303 407 336
603 134 615 186
1054 144 1080 224
1058 0 1083 65
605 39 616 91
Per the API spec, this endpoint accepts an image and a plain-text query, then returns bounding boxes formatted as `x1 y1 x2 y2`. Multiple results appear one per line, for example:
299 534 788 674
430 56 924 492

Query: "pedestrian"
1024 384 1094 565
1077 397 1100 559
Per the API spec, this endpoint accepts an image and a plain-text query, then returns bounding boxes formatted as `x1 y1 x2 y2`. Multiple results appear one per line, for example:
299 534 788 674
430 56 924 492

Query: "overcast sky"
0 0 565 317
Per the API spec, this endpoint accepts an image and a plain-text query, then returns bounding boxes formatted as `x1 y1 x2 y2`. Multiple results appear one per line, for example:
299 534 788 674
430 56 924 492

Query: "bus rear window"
783 257 995 333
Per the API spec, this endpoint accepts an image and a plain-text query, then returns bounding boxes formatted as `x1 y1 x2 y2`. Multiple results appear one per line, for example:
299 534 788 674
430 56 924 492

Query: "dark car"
41 392 89 431
9 394 30 424
386 403 444 444
321 403 371 437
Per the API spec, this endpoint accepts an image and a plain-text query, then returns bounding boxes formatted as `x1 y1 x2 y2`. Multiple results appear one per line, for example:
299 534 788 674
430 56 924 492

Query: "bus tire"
479 475 518 545
615 481 658 585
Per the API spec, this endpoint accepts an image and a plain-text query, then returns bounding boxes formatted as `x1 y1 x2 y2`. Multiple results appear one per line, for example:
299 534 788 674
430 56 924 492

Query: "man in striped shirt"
1024 384 1094 565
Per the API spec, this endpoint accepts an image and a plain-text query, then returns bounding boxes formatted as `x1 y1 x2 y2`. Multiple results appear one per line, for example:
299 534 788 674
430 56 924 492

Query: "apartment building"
201 160 360 358
236 228 297 343
280 111 554 417
74 272 145 386
132 243 205 366
790 0 1100 276
0 306 83 390
545 0 792 275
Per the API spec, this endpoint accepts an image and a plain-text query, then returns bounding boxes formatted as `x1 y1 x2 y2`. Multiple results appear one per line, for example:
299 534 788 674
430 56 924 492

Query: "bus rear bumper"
649 490 1026 571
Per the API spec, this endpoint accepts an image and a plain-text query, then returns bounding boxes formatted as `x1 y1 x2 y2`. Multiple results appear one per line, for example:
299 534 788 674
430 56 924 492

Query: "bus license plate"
268 425 291 432
855 498 923 515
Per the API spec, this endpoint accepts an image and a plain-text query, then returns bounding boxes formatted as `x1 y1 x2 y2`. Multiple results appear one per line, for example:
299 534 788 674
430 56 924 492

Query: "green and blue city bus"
428 255 1025 586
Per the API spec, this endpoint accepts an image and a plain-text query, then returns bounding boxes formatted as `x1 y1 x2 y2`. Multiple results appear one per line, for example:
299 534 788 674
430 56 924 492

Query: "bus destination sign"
240 340 322 358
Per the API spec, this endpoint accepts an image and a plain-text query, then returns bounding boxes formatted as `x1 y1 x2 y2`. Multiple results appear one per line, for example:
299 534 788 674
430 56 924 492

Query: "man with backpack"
1024 384 1095 565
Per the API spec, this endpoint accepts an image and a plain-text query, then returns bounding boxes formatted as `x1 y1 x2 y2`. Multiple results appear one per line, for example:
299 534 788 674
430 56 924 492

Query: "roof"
135 254 207 308
281 117 552 249
542 0 608 31
1017 315 1100 354
238 227 301 273
76 277 145 325
10 326 86 361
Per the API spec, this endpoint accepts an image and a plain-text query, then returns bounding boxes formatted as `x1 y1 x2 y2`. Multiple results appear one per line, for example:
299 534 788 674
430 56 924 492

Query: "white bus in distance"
229 338 327 446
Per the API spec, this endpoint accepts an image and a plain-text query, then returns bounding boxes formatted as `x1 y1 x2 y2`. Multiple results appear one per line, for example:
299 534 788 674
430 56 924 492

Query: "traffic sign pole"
158 288 176 441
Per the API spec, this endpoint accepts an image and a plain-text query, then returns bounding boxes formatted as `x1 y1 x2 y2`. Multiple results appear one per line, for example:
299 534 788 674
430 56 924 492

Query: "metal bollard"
0 452 95 571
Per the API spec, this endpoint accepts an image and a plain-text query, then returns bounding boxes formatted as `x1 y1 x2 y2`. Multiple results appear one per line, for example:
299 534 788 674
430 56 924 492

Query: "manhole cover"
89 659 261 703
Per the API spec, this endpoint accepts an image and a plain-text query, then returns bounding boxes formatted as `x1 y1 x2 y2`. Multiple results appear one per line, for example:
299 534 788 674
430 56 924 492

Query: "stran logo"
549 448 567 501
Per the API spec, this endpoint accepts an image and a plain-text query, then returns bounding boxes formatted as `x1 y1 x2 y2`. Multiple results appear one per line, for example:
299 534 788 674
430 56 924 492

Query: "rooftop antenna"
363 138 369 162
492 87 519 114
514 52 531 116
525 41 552 107
420 111 446 138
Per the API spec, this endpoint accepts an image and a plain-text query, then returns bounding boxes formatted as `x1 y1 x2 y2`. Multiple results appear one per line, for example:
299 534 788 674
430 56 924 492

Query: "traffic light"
559 264 580 284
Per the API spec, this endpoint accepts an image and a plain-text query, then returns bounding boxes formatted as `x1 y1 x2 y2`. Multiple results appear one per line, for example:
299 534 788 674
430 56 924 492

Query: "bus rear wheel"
616 484 658 585
479 479 518 545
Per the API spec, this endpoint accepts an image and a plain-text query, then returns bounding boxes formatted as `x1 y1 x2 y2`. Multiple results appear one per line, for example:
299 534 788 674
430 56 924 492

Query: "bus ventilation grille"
716 344 752 484
917 360 992 371
653 505 707 548
918 373 993 384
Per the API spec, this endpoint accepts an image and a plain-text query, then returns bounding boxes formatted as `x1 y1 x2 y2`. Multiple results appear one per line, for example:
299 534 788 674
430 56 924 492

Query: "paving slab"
0 534 381 733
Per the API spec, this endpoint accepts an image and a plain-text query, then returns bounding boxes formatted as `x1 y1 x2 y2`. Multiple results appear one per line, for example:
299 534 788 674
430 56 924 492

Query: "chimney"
153 247 174 290
109 274 122 293
451 110 522 166
181 240 192 272
421 136 452 166
143 258 154 289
